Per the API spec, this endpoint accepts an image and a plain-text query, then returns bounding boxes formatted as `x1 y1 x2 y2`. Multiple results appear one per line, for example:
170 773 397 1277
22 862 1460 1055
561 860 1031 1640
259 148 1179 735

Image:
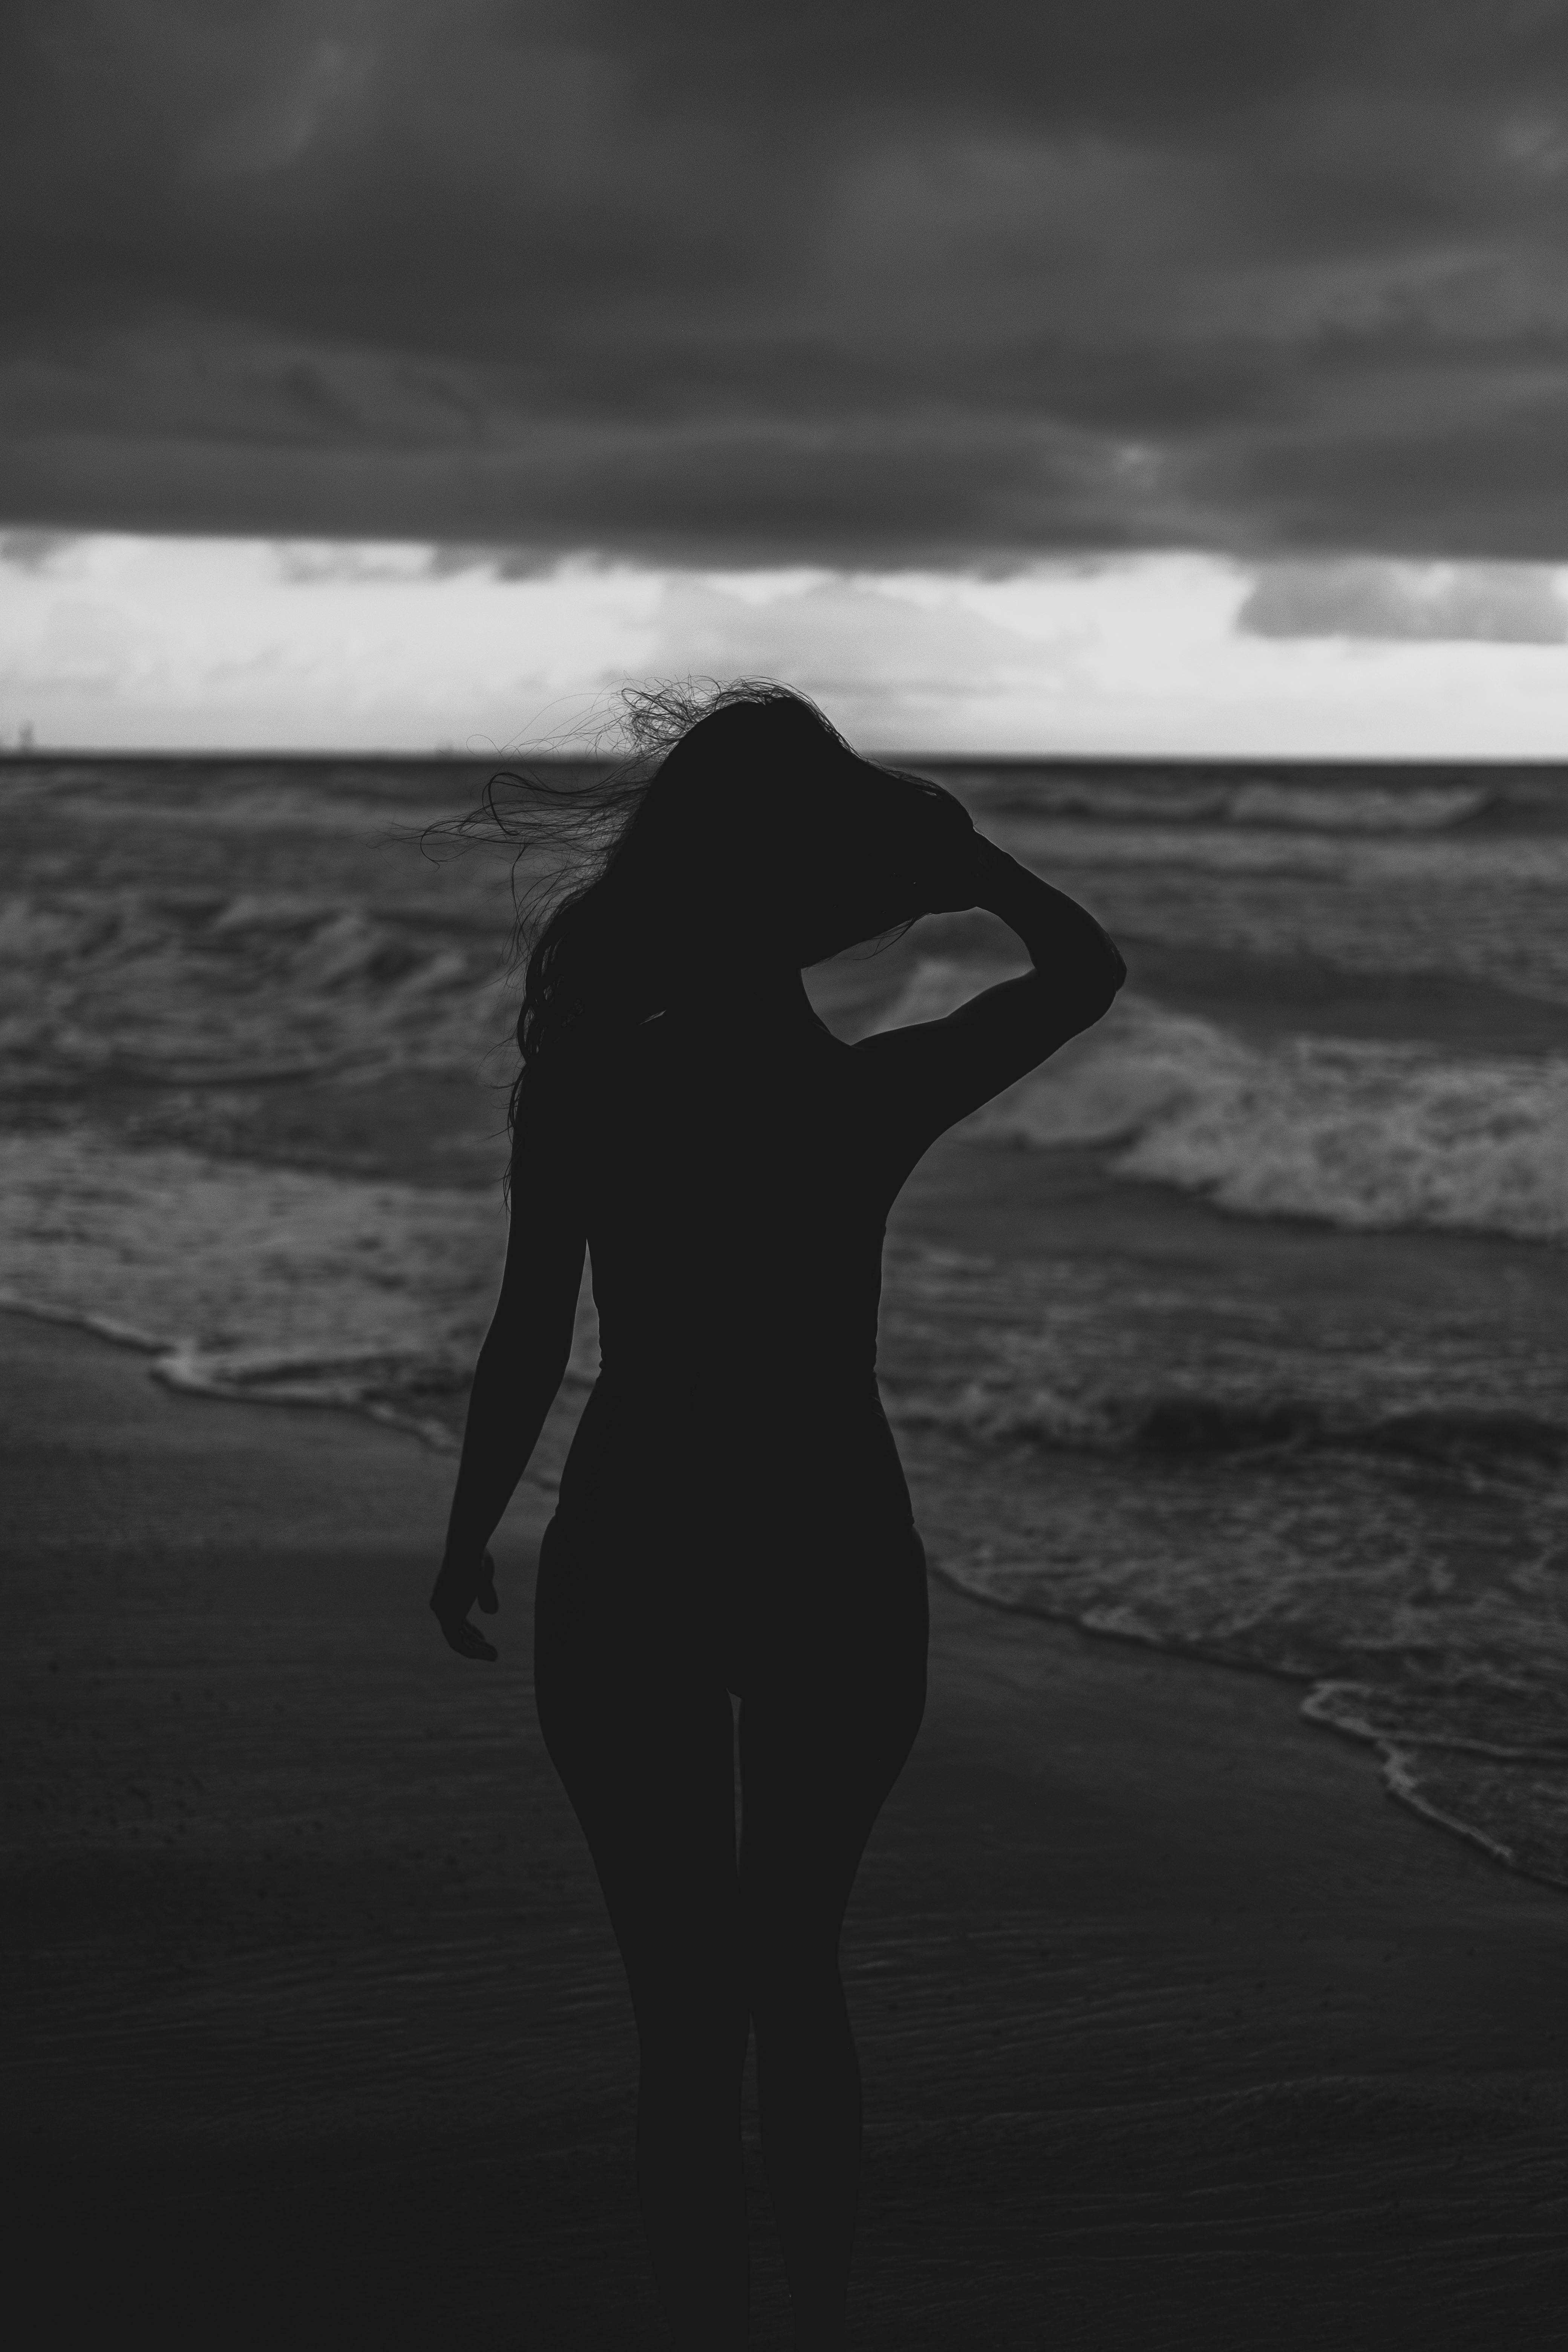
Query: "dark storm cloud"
7 0 1568 563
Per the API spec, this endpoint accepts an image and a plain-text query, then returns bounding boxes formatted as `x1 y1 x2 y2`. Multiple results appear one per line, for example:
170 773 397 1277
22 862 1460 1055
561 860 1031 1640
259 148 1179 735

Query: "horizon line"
4 746 1568 772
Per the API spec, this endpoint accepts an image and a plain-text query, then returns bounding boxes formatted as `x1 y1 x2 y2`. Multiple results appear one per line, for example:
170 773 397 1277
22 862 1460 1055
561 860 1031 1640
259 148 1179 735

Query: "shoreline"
4 1311 1567 2347
923 1551 1533 1884
12 1260 1568 1900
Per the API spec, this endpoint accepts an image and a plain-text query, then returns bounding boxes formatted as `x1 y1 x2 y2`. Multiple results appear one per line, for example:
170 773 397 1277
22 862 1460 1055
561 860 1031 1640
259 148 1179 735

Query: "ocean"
4 752 1566 1889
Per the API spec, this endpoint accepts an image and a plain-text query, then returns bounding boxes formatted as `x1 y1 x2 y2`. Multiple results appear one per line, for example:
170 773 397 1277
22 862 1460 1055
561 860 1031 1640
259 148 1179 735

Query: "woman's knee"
634 1972 750 2105
750 1987 852 2077
746 1923 845 2019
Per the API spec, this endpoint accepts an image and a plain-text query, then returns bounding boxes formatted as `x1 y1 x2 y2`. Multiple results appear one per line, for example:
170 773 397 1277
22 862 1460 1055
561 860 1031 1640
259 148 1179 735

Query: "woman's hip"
533 1505 929 1702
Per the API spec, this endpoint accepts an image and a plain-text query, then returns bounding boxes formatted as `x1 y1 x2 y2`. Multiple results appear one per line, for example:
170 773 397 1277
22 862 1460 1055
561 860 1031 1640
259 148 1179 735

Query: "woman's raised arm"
429 1119 587 1661
853 835 1125 1153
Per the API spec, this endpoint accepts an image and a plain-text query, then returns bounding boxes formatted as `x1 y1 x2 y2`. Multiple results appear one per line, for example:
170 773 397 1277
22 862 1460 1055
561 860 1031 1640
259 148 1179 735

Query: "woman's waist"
582 1361 890 1434
560 1369 909 1508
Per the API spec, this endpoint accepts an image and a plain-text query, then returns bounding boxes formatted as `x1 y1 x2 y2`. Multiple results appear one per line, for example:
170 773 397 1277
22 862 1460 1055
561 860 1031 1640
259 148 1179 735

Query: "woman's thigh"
533 1514 741 1994
736 1523 929 1962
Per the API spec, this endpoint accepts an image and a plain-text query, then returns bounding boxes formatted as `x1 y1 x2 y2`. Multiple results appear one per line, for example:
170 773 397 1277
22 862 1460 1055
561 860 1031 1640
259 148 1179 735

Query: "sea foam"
0 1127 600 1463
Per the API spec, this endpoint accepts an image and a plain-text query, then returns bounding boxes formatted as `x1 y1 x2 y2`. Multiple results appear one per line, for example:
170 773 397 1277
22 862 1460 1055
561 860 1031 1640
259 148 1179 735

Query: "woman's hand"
429 1549 500 1662
922 827 1011 916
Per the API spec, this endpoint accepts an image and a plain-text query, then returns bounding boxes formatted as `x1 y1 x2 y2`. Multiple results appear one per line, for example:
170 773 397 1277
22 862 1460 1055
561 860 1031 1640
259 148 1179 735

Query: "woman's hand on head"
429 1549 499 1662
795 781 991 956
920 826 1010 916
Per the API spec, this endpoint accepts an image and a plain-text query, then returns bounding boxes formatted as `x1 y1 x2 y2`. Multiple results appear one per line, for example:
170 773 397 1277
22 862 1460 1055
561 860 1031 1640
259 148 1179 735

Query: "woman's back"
556 1002 917 1539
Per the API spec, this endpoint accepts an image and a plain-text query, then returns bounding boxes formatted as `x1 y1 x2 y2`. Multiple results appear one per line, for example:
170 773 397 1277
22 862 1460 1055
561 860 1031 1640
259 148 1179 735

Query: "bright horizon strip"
3 531 1568 759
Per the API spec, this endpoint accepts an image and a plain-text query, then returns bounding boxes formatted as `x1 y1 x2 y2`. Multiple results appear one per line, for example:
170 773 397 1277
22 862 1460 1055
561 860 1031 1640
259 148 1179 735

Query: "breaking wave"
894 1378 1566 1475
876 965 1568 1245
0 886 508 1089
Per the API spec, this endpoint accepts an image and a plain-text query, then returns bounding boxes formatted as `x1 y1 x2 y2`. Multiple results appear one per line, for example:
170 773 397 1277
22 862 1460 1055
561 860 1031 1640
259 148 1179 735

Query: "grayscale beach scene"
9 4 1568 2345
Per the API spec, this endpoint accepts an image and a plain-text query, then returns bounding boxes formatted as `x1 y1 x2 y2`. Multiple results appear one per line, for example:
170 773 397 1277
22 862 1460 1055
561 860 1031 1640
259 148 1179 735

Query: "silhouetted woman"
429 684 1124 2349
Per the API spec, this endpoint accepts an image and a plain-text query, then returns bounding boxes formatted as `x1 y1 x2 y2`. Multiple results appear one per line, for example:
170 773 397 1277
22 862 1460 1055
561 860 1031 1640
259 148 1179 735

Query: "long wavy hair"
428 679 963 1194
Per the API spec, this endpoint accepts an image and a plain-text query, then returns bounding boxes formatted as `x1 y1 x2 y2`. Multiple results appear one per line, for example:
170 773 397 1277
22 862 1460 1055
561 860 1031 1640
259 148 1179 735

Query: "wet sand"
3 1312 1565 2348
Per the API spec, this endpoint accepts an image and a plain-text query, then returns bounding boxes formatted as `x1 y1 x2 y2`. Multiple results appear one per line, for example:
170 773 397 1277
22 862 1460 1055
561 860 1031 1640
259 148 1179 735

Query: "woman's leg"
534 1518 751 2349
736 1525 929 2350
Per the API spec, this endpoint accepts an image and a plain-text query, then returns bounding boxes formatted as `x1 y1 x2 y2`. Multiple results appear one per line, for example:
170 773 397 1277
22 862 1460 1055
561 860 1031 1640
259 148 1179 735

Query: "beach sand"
4 1311 1565 2348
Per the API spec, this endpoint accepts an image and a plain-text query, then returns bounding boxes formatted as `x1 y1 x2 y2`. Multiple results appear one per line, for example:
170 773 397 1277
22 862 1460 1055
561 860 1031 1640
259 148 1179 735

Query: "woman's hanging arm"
429 1124 587 1661
856 836 1126 1144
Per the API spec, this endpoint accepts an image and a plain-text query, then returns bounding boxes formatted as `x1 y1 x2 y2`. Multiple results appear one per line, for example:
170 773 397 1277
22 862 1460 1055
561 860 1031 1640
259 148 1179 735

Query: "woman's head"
433 677 972 1163
576 680 968 970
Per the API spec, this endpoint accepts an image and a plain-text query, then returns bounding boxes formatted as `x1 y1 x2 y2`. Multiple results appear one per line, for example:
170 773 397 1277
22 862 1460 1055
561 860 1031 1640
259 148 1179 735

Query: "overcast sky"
7 3 1568 748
